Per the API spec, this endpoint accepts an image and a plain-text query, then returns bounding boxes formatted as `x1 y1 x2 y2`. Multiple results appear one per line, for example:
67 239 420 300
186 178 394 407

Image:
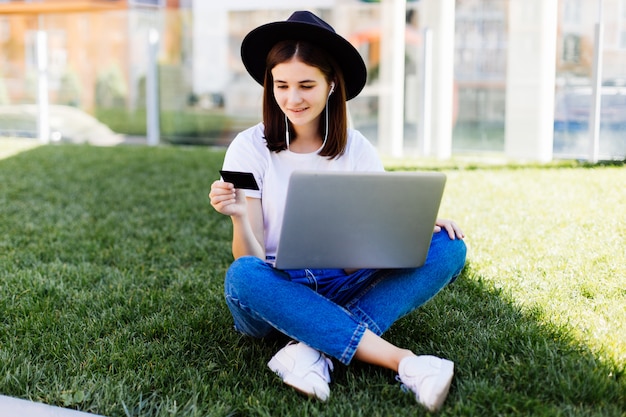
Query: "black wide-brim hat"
241 10 367 101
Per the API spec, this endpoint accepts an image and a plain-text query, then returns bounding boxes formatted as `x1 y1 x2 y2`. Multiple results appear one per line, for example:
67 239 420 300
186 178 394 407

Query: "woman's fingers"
434 219 465 240
209 181 236 210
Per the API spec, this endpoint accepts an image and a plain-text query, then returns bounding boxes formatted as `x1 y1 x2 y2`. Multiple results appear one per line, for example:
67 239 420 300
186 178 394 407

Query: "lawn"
0 144 624 416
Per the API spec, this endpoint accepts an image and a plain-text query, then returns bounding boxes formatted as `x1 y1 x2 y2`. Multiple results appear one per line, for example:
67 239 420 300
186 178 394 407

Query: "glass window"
129 0 164 7
562 34 581 63
0 17 9 43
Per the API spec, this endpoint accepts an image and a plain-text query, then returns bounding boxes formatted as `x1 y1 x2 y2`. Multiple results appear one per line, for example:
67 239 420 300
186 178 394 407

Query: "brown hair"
262 40 348 158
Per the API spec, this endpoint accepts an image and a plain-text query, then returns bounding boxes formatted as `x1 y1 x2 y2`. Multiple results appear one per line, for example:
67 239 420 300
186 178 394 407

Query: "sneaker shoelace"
396 375 422 400
313 354 334 383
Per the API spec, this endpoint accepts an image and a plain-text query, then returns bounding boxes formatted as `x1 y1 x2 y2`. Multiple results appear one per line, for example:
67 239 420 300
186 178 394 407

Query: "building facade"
0 0 624 159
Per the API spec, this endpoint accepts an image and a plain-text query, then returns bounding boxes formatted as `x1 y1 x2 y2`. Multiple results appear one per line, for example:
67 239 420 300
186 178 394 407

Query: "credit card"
219 170 260 190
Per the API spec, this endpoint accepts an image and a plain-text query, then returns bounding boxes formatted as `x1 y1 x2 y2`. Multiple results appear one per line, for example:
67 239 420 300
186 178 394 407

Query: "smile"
288 107 309 113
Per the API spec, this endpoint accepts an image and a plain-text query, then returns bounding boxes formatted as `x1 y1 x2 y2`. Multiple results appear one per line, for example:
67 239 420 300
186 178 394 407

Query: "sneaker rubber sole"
268 355 330 401
423 358 453 411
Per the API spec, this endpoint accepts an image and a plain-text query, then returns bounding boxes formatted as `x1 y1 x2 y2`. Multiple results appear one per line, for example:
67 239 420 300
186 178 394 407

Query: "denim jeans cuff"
339 322 368 365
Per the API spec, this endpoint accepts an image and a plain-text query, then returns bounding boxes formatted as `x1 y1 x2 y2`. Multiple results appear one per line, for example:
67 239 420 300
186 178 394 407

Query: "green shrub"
94 107 254 146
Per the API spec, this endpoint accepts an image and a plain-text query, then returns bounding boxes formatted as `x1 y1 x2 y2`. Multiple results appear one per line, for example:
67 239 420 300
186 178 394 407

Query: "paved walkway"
0 396 104 417
0 138 42 160
0 135 148 161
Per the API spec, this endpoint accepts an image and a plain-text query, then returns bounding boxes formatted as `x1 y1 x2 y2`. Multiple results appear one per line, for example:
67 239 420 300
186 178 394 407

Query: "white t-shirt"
222 122 384 262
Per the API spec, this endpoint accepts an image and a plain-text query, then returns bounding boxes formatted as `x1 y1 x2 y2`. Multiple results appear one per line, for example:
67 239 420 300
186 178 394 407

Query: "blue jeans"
224 231 467 365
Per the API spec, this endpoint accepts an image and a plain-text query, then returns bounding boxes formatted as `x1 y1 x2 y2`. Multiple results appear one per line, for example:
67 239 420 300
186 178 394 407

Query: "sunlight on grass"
437 168 626 367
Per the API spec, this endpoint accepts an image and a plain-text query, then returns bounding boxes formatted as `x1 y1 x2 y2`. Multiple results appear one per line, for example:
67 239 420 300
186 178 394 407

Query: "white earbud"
328 82 335 97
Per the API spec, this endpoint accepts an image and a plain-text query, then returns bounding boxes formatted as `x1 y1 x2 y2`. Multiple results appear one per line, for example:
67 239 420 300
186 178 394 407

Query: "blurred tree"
95 64 127 108
0 75 9 105
57 68 81 107
22 70 37 104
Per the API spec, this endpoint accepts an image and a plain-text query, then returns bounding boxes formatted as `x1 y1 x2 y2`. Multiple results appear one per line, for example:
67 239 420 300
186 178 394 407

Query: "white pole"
588 0 604 163
36 30 49 144
421 0 456 160
390 0 407 158
147 28 160 146
418 27 432 156
504 0 557 162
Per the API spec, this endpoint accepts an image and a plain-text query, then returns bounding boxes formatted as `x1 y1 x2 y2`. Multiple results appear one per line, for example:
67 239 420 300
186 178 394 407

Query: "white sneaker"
397 355 454 412
268 341 334 401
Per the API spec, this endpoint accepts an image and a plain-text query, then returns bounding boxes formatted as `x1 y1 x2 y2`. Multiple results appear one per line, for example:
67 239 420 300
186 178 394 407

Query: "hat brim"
241 20 367 101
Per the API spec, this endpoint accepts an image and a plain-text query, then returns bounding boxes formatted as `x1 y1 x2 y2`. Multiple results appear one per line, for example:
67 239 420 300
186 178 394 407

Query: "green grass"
0 144 624 416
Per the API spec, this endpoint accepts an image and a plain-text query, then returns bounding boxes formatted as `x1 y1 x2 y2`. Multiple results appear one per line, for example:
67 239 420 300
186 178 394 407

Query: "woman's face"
271 58 332 130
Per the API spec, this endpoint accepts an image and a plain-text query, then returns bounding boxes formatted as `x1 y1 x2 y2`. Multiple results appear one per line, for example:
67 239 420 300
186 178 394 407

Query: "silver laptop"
274 170 446 269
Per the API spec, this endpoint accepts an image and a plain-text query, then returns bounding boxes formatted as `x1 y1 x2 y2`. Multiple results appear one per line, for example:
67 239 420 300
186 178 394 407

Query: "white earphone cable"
285 114 290 151
322 96 329 152
283 89 331 154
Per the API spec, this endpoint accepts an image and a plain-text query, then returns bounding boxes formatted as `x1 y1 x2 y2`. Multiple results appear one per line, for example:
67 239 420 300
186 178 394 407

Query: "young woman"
209 11 467 412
